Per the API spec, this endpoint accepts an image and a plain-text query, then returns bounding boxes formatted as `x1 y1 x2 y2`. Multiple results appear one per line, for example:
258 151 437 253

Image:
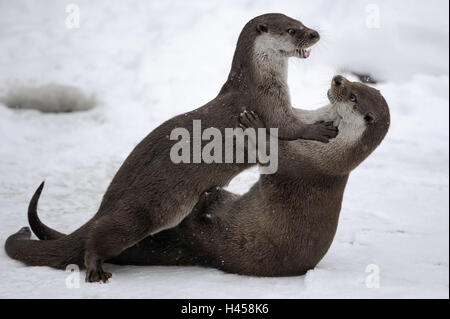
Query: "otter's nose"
309 31 320 40
333 75 343 86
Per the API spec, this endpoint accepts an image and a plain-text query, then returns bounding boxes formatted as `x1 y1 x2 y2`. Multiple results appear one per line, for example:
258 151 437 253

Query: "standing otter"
5 14 337 282
97 76 389 275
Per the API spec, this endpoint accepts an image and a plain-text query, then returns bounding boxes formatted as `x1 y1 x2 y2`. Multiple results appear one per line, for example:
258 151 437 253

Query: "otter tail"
28 181 66 240
5 182 85 269
5 226 84 269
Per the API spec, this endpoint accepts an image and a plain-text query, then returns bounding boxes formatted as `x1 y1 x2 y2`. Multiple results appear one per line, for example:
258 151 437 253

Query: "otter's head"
327 75 390 172
251 13 320 59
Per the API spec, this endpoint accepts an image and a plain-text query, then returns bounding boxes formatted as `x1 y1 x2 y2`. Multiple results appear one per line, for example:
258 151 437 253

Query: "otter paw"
85 268 112 283
192 186 222 217
18 227 32 237
9 227 32 241
239 111 265 130
202 186 222 204
302 121 338 143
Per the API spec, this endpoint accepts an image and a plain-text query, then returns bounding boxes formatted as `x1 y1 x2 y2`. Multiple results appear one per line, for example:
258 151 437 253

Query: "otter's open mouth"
295 48 311 59
327 89 343 107
327 89 335 103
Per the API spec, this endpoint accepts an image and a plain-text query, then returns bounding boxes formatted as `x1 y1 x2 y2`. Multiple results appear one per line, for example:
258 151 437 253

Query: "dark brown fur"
21 76 390 276
108 76 391 276
5 13 337 282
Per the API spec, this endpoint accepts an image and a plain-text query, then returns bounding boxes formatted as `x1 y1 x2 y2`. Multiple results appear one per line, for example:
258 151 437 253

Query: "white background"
0 0 448 298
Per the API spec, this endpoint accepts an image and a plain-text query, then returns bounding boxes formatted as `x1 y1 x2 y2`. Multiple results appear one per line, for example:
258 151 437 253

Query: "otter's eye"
364 113 374 124
288 29 296 36
349 93 357 102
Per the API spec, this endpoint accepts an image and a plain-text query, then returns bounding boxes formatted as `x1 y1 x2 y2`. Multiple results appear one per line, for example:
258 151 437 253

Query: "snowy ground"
0 0 448 298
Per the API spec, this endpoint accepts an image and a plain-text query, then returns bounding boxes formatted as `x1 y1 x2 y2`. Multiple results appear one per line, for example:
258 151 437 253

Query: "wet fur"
110 78 391 276
25 78 390 276
5 13 332 282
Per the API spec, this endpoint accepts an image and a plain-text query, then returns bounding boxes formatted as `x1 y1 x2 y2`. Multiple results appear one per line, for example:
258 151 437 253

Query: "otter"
5 13 337 282
88 75 389 275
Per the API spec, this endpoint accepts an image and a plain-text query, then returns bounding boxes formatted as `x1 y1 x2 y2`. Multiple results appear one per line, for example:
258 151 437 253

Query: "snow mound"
2 84 96 113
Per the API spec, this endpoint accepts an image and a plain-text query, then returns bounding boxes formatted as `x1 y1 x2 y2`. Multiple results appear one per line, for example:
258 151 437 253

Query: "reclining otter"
20 76 390 276
107 76 391 276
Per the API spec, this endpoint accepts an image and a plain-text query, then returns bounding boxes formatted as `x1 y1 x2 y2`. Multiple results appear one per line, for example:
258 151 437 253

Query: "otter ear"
256 23 268 33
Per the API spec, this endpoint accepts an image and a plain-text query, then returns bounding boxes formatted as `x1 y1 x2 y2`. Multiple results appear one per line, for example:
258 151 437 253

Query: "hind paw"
10 227 31 240
202 186 222 203
192 186 222 217
85 268 112 283
18 227 31 236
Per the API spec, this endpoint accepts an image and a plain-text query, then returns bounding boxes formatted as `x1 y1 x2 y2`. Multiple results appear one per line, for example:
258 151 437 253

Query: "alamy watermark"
65 264 80 288
366 4 381 29
65 4 80 29
169 120 279 174
365 264 381 288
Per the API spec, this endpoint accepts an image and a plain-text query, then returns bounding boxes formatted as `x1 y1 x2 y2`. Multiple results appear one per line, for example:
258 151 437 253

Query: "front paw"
239 111 265 130
302 121 338 143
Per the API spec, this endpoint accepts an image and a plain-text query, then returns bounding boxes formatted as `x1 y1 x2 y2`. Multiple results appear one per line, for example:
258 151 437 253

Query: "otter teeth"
298 48 311 59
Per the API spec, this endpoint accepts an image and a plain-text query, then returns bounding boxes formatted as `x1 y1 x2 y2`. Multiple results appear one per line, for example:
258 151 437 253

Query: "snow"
0 0 448 299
